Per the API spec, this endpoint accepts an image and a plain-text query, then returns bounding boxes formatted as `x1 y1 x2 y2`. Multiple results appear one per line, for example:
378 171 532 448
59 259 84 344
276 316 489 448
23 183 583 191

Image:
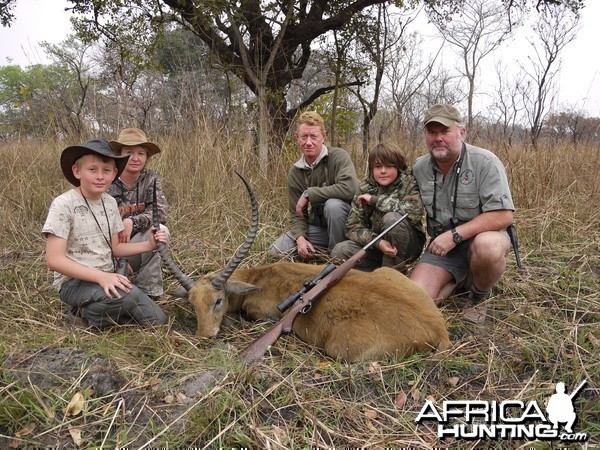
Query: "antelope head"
155 172 259 337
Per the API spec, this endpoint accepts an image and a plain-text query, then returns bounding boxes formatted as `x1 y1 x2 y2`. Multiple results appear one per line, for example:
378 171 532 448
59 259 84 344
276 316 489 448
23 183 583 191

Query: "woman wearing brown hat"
108 128 169 299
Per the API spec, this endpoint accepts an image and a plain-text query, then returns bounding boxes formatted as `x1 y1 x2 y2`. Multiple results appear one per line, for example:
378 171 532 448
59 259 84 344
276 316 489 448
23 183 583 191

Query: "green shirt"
287 146 359 239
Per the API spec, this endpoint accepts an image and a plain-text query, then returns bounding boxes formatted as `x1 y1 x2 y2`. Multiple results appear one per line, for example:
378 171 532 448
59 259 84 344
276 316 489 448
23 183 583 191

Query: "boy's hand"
98 272 132 299
357 194 372 207
378 239 397 257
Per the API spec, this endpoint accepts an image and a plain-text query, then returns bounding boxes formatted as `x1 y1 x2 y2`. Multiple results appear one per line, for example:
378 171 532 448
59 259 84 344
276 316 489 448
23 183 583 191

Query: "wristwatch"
451 228 464 244
302 190 309 198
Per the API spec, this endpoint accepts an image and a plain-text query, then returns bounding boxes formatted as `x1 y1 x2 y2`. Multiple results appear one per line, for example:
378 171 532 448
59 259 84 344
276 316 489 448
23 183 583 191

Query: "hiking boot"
462 285 490 324
64 309 89 329
462 301 488 324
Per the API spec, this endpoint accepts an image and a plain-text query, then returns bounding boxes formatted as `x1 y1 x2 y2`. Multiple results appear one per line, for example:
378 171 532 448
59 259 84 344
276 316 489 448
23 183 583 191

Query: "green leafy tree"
38 0 582 156
40 36 94 137
0 0 586 146
0 64 28 138
0 61 89 138
63 0 401 165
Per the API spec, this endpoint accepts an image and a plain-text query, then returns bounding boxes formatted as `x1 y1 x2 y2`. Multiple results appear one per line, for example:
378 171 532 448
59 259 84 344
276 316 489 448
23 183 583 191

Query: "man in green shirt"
269 111 359 258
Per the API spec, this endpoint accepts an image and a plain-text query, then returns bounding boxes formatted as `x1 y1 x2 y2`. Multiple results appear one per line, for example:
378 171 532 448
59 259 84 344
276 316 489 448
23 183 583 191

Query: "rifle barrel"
569 379 587 399
363 213 409 250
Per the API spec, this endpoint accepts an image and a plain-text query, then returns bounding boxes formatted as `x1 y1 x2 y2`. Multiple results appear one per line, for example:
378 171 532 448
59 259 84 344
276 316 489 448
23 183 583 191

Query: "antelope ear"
225 280 261 296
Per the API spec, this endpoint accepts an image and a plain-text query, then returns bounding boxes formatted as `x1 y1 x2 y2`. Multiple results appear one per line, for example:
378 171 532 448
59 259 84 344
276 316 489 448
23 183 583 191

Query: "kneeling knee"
471 233 509 261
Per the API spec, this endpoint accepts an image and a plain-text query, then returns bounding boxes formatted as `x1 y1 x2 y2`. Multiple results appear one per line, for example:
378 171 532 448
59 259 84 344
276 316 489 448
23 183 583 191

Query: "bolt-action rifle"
240 213 409 364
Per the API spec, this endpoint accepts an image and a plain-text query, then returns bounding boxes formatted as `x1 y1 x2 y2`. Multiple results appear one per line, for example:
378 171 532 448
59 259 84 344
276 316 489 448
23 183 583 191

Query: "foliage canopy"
0 0 584 135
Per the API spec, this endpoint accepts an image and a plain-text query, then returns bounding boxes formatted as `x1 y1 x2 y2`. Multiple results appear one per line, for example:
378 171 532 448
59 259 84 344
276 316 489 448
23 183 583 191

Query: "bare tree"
328 29 353 146
429 0 514 128
518 4 580 148
487 61 526 146
350 6 418 155
381 30 439 141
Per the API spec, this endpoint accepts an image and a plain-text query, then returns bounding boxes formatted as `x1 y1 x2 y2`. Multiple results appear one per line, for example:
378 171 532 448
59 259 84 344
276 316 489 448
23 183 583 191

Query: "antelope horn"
210 172 259 290
153 180 195 292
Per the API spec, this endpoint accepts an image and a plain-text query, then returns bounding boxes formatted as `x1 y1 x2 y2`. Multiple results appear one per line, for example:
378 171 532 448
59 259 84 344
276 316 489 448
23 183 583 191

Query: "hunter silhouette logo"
415 380 588 442
546 380 586 433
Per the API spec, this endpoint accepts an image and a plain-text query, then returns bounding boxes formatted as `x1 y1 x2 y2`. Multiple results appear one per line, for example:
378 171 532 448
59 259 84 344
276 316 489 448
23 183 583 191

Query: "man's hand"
296 235 315 258
296 195 309 218
428 231 456 257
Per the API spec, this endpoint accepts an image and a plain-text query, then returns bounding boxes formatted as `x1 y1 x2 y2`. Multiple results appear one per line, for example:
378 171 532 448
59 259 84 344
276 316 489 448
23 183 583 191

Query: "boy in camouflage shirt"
331 143 425 272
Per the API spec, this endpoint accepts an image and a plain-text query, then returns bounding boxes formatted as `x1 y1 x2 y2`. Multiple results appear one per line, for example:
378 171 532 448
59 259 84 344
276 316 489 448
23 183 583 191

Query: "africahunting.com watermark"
415 380 589 442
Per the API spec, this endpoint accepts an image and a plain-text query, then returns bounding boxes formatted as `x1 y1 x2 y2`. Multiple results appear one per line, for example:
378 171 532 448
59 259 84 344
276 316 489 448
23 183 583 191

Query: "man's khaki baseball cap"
423 104 463 127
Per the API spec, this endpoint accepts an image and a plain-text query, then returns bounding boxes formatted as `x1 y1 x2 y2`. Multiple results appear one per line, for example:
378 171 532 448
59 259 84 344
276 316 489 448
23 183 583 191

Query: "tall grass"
0 126 598 448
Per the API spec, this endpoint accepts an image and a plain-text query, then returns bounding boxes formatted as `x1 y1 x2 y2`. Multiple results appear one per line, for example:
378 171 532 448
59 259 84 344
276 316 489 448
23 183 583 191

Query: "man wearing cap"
410 104 514 324
42 138 168 329
108 128 169 299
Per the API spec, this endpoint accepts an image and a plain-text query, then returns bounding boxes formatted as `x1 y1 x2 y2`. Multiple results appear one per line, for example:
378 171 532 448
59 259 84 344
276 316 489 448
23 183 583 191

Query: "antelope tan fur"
155 174 450 362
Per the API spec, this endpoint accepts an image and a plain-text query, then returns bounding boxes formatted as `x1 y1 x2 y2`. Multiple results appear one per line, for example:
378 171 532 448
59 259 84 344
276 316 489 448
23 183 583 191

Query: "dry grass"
0 128 598 449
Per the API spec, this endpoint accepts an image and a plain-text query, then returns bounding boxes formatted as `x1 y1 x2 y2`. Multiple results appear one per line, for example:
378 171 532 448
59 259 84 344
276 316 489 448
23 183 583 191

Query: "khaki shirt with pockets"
412 142 515 238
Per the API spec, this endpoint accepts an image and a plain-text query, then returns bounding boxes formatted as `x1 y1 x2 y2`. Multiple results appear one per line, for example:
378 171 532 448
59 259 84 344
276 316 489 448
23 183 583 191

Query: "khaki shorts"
419 230 510 284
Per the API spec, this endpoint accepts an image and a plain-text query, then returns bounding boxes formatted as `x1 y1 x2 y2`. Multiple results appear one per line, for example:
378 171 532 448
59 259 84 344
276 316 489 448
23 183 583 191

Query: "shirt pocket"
455 193 480 221
421 193 434 217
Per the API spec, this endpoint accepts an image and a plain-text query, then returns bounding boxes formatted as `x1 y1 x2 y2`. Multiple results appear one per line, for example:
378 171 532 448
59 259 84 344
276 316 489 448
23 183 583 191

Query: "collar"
294 145 329 169
118 168 147 188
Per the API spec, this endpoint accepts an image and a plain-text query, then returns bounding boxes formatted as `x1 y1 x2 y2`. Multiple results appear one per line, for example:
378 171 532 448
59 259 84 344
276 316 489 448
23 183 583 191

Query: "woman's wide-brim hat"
60 138 130 187
109 128 161 157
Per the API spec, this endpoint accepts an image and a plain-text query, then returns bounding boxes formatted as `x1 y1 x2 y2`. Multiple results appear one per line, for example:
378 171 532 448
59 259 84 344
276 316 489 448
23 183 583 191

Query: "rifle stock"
239 310 298 363
240 213 408 364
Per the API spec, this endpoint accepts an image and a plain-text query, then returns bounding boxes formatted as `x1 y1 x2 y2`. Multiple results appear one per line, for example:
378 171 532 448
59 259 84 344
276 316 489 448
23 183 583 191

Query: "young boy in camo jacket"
331 142 426 273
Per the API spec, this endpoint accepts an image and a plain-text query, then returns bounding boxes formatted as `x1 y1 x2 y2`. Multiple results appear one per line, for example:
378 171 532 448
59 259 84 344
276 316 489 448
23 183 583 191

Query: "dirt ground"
2 346 222 449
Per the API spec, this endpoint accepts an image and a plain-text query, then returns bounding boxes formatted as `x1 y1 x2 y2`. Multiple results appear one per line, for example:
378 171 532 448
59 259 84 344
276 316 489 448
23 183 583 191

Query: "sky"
1 0 599 117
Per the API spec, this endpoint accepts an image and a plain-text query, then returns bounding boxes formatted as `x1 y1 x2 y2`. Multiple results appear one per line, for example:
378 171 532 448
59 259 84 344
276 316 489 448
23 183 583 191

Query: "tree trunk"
257 85 271 171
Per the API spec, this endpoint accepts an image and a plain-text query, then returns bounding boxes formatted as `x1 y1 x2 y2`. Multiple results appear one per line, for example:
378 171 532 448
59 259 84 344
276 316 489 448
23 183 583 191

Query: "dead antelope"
158 175 450 362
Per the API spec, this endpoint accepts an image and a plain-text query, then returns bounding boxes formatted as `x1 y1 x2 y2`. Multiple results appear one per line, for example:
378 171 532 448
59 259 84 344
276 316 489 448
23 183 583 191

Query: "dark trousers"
60 278 167 329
